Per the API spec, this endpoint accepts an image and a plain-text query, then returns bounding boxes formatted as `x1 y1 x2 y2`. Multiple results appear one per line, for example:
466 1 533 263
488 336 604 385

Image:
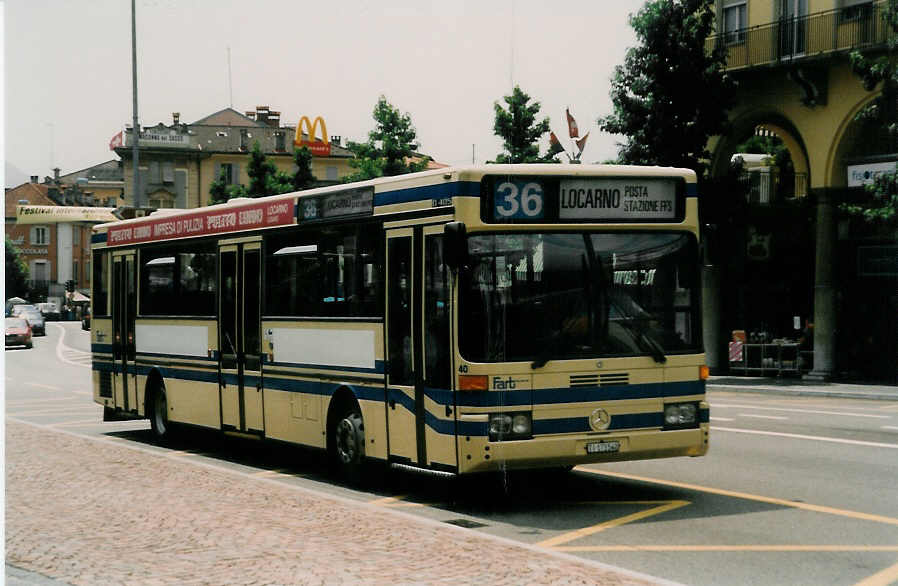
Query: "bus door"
111 251 138 414
385 226 457 471
218 240 264 434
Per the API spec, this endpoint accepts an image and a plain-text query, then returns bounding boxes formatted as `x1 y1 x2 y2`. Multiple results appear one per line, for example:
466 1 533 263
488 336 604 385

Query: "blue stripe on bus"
448 380 706 408
374 181 480 207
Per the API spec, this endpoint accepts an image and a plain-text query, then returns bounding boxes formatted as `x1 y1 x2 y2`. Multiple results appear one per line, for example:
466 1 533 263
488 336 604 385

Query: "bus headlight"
663 402 699 430
489 412 532 441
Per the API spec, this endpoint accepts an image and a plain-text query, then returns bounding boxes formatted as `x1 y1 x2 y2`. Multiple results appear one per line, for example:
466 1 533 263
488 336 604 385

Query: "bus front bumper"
457 424 709 474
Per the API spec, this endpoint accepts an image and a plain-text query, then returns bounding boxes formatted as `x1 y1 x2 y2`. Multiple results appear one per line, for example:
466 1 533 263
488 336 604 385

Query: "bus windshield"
458 232 701 364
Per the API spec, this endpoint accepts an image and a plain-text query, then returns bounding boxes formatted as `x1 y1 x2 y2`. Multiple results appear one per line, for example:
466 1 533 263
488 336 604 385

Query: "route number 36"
494 181 545 219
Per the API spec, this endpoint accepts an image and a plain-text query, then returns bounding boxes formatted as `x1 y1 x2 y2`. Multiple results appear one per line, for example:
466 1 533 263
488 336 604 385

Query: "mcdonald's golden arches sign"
294 116 331 156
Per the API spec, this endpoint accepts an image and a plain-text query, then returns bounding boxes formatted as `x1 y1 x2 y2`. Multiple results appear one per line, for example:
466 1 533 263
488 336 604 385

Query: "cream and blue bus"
91 164 709 479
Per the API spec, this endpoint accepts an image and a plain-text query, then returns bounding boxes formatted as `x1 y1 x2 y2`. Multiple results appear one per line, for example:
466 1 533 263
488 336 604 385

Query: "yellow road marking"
576 468 898 527
368 495 427 507
855 560 898 586
536 500 690 548
555 545 898 552
252 468 291 478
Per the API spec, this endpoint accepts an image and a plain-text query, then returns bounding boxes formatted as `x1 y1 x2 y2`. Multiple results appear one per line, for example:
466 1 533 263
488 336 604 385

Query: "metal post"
131 0 140 209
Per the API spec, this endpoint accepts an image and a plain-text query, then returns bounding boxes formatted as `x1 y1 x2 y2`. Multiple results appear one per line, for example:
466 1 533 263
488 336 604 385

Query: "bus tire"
148 382 172 442
332 407 365 482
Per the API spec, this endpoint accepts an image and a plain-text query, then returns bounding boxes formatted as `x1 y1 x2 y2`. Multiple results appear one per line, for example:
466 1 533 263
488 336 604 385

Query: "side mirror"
444 221 468 271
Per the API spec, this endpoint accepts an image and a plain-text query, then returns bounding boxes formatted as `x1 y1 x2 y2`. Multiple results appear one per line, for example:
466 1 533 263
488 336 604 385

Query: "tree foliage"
5 234 30 299
292 146 315 190
844 0 898 225
598 0 735 179
491 86 556 163
345 96 428 182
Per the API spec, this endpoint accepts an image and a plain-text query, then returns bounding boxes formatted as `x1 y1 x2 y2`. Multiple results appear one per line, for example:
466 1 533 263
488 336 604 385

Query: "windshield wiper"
618 318 667 364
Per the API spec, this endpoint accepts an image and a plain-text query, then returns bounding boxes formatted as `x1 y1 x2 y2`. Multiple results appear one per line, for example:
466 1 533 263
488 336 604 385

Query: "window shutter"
175 170 187 208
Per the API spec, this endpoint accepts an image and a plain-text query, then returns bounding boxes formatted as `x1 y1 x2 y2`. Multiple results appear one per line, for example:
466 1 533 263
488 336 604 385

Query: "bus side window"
424 235 450 389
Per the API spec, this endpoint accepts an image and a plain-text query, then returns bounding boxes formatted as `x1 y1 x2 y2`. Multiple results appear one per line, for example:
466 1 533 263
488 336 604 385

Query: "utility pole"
131 0 141 209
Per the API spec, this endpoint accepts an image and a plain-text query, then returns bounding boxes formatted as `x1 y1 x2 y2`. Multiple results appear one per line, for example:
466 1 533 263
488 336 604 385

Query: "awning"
71 291 90 303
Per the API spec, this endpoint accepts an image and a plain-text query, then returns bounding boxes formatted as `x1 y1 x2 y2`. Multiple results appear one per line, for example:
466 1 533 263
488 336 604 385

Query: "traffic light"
65 280 75 293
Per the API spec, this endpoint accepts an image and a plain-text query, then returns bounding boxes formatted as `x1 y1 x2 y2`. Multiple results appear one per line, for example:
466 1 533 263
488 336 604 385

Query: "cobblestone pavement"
6 421 667 586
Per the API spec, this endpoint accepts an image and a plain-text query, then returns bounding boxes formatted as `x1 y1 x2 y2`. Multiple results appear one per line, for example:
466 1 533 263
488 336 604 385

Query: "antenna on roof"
227 47 233 108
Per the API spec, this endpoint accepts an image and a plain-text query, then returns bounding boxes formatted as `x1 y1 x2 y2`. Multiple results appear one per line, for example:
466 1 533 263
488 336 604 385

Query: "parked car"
81 307 91 331
5 317 33 349
21 309 46 336
36 302 60 321
11 304 37 317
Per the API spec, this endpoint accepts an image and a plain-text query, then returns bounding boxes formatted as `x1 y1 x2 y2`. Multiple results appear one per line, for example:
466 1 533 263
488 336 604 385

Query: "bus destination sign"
559 178 677 221
106 199 295 246
299 186 374 222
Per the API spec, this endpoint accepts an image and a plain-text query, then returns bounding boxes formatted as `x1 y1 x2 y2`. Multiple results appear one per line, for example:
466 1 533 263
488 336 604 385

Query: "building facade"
113 106 356 210
707 0 897 381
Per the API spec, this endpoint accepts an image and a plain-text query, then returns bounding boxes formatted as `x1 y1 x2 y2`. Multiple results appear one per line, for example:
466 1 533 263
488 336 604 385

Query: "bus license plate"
586 440 620 454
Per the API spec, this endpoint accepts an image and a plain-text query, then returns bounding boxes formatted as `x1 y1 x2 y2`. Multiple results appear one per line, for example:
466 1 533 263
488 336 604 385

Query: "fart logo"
492 376 529 390
294 115 331 156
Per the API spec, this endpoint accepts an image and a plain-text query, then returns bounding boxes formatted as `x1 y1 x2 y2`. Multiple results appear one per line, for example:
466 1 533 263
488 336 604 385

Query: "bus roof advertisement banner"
17 205 119 224
106 199 295 246
559 178 677 221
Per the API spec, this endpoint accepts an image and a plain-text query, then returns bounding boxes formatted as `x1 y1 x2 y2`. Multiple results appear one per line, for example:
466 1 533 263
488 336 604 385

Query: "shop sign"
17 206 118 224
294 116 331 156
847 161 898 187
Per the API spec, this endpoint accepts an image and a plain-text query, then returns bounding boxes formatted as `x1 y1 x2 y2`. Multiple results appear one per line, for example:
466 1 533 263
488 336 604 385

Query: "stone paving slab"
6 421 667 586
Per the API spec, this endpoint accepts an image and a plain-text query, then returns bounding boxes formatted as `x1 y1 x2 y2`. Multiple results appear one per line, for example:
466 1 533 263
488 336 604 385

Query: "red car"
5 317 33 349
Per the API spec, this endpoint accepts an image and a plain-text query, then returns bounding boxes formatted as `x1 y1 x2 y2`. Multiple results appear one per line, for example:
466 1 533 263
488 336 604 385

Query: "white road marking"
709 417 735 422
52 322 91 368
882 426 898 431
711 403 892 419
24 382 59 390
739 413 789 420
713 426 898 449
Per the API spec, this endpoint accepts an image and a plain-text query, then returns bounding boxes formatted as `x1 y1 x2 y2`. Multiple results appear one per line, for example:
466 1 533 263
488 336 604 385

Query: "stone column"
805 188 836 381
702 263 722 373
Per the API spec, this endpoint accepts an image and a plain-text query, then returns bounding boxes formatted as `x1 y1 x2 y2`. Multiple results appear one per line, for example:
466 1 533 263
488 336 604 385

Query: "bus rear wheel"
148 383 171 441
332 408 365 482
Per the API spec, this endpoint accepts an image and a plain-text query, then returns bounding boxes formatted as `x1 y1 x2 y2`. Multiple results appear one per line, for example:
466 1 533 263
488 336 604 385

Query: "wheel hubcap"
155 392 167 435
336 418 357 464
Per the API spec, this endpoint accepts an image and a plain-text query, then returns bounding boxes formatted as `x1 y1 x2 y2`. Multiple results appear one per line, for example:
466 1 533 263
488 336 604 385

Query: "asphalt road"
6 322 898 586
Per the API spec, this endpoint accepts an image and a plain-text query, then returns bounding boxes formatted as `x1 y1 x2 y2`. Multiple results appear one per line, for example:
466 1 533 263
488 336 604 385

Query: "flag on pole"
109 131 123 151
566 108 579 138
548 131 565 156
575 132 589 154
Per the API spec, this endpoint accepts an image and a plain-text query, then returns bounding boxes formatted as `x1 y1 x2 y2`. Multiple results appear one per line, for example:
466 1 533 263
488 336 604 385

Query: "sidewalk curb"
708 384 898 401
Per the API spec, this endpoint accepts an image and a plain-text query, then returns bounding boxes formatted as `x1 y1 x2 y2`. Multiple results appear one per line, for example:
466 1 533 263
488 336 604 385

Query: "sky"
3 0 646 187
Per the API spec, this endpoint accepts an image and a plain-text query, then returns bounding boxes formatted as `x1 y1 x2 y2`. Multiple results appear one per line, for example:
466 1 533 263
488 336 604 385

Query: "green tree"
5 234 30 299
345 96 428 182
292 146 315 190
208 168 247 205
843 0 898 224
247 141 279 197
492 86 555 163
598 0 735 180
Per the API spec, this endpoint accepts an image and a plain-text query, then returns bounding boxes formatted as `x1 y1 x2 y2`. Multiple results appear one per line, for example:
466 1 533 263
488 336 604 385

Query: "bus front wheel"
332 408 365 481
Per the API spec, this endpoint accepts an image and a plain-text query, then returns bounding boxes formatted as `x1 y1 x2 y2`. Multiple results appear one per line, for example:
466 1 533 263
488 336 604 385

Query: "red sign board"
296 140 331 157
106 199 295 246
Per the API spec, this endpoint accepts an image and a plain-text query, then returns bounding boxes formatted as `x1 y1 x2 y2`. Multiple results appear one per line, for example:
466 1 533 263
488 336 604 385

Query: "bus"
91 164 709 479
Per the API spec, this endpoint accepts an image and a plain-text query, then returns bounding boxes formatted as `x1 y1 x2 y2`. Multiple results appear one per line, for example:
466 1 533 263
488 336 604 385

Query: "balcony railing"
708 1 894 70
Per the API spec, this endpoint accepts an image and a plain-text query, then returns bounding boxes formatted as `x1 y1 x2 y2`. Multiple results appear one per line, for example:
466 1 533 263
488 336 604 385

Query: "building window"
220 163 236 185
724 2 747 44
326 166 338 181
275 131 286 152
148 190 175 209
240 129 249 151
30 226 49 245
31 260 50 283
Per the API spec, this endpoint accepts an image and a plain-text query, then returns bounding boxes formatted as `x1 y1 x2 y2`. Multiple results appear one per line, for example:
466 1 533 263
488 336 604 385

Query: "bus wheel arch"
326 386 366 480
